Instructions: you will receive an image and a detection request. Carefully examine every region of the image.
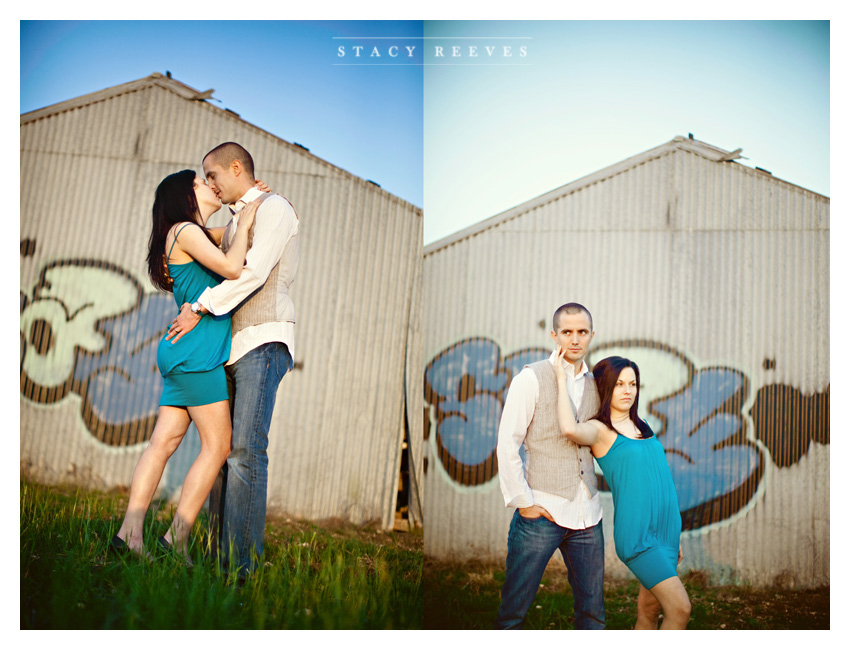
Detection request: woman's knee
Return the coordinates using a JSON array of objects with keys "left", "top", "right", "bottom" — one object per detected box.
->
[
  {"left": 205, "top": 436, "right": 231, "bottom": 464},
  {"left": 148, "top": 433, "right": 180, "bottom": 458},
  {"left": 651, "top": 578, "right": 690, "bottom": 623},
  {"left": 680, "top": 595, "right": 692, "bottom": 619},
  {"left": 666, "top": 594, "right": 691, "bottom": 621}
]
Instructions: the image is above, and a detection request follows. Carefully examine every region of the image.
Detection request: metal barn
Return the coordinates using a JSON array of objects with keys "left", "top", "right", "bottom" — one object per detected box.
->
[
  {"left": 20, "top": 72, "right": 423, "bottom": 530},
  {"left": 423, "top": 136, "right": 828, "bottom": 587}
]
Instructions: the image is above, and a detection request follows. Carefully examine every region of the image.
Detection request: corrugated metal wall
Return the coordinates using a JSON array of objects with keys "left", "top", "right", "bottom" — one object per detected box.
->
[
  {"left": 423, "top": 138, "right": 829, "bottom": 587},
  {"left": 20, "top": 74, "right": 423, "bottom": 529}
]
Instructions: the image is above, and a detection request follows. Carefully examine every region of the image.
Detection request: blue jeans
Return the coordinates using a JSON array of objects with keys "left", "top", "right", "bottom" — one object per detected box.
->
[
  {"left": 495, "top": 511, "right": 605, "bottom": 629},
  {"left": 208, "top": 342, "right": 291, "bottom": 573}
]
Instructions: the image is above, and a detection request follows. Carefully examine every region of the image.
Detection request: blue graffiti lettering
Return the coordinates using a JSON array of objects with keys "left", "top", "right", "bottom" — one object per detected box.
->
[
  {"left": 73, "top": 292, "right": 173, "bottom": 425},
  {"left": 425, "top": 339, "right": 547, "bottom": 484},
  {"left": 426, "top": 339, "right": 509, "bottom": 470},
  {"left": 651, "top": 368, "right": 760, "bottom": 512},
  {"left": 21, "top": 260, "right": 178, "bottom": 445}
]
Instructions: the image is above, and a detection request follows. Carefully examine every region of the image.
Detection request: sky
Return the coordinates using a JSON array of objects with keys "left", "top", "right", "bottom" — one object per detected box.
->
[
  {"left": 20, "top": 20, "right": 424, "bottom": 209},
  {"left": 423, "top": 20, "right": 830, "bottom": 244},
  {"left": 17, "top": 19, "right": 831, "bottom": 245}
]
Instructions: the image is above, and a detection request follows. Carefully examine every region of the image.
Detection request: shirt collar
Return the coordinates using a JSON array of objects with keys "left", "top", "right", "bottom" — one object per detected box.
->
[
  {"left": 230, "top": 186, "right": 263, "bottom": 214},
  {"left": 548, "top": 349, "right": 590, "bottom": 378}
]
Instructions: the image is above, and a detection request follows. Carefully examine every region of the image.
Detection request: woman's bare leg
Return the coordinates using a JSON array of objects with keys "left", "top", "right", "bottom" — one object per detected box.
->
[
  {"left": 116, "top": 406, "right": 191, "bottom": 554},
  {"left": 635, "top": 584, "right": 663, "bottom": 629},
  {"left": 649, "top": 576, "right": 691, "bottom": 629},
  {"left": 163, "top": 400, "right": 232, "bottom": 553}
]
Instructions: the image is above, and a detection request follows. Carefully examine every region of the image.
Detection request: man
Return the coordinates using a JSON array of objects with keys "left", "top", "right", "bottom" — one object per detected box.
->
[
  {"left": 167, "top": 142, "right": 299, "bottom": 575},
  {"left": 494, "top": 302, "right": 605, "bottom": 629}
]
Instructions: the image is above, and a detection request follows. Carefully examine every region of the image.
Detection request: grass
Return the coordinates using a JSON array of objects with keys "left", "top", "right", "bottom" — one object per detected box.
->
[
  {"left": 424, "top": 559, "right": 830, "bottom": 629},
  {"left": 20, "top": 480, "right": 423, "bottom": 629}
]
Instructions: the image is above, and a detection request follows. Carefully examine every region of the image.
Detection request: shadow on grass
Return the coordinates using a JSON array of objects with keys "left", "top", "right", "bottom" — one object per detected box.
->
[{"left": 424, "top": 558, "right": 829, "bottom": 630}]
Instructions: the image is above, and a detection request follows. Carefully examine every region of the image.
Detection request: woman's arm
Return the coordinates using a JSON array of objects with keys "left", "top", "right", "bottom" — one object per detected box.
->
[
  {"left": 556, "top": 380, "right": 603, "bottom": 445},
  {"left": 174, "top": 200, "right": 260, "bottom": 279},
  {"left": 553, "top": 346, "right": 603, "bottom": 445},
  {"left": 207, "top": 227, "right": 226, "bottom": 246}
]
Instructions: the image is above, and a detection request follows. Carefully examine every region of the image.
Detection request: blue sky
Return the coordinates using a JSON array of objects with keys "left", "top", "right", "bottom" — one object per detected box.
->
[
  {"left": 16, "top": 18, "right": 833, "bottom": 245},
  {"left": 423, "top": 20, "right": 830, "bottom": 244},
  {"left": 20, "top": 20, "right": 424, "bottom": 208}
]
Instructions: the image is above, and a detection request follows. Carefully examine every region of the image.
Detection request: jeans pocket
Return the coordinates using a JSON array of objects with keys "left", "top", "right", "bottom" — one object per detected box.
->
[{"left": 275, "top": 343, "right": 292, "bottom": 380}]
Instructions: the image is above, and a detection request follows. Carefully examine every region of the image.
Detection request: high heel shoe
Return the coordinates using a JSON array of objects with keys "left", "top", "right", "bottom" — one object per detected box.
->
[
  {"left": 157, "top": 535, "right": 194, "bottom": 568},
  {"left": 109, "top": 534, "right": 129, "bottom": 554},
  {"left": 110, "top": 534, "right": 153, "bottom": 561}
]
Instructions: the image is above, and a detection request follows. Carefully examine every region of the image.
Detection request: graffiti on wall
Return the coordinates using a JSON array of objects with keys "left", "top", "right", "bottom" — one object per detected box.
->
[
  {"left": 424, "top": 337, "right": 829, "bottom": 530},
  {"left": 21, "top": 259, "right": 174, "bottom": 446}
]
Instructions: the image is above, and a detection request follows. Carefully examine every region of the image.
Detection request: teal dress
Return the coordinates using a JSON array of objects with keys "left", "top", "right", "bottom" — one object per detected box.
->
[
  {"left": 156, "top": 226, "right": 232, "bottom": 407},
  {"left": 595, "top": 427, "right": 682, "bottom": 590}
]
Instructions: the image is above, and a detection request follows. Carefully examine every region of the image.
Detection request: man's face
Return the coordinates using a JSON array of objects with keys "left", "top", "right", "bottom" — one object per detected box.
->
[
  {"left": 550, "top": 311, "right": 594, "bottom": 367},
  {"left": 203, "top": 156, "right": 240, "bottom": 205}
]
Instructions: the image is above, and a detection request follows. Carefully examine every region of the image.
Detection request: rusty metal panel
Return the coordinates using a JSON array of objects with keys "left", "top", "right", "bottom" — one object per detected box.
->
[
  {"left": 423, "top": 137, "right": 828, "bottom": 586},
  {"left": 20, "top": 74, "right": 422, "bottom": 530}
]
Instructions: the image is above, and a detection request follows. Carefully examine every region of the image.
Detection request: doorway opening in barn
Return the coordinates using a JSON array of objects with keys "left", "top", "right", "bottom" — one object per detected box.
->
[{"left": 394, "top": 419, "right": 411, "bottom": 531}]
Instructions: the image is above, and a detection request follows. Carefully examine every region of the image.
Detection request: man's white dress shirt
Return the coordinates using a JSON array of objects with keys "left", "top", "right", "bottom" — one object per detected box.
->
[
  {"left": 197, "top": 186, "right": 299, "bottom": 365},
  {"left": 496, "top": 350, "right": 603, "bottom": 529}
]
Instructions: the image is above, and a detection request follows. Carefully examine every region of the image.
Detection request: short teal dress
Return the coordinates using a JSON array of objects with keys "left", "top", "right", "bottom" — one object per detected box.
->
[
  {"left": 595, "top": 427, "right": 682, "bottom": 590},
  {"left": 156, "top": 225, "right": 232, "bottom": 407}
]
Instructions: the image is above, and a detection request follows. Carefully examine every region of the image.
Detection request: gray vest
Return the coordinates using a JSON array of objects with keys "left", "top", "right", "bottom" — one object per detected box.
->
[
  {"left": 524, "top": 360, "right": 600, "bottom": 500},
  {"left": 221, "top": 193, "right": 298, "bottom": 335}
]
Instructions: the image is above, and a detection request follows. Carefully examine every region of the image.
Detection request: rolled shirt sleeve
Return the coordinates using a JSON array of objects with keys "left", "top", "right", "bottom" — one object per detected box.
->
[{"left": 496, "top": 367, "right": 538, "bottom": 509}]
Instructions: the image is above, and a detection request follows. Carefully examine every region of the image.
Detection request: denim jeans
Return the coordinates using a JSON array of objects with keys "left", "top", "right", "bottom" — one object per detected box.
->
[
  {"left": 208, "top": 342, "right": 291, "bottom": 574},
  {"left": 495, "top": 510, "right": 605, "bottom": 629}
]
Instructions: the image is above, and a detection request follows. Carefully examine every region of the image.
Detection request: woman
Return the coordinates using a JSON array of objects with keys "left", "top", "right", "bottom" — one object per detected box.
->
[
  {"left": 111, "top": 169, "right": 261, "bottom": 561},
  {"left": 553, "top": 351, "right": 691, "bottom": 630}
]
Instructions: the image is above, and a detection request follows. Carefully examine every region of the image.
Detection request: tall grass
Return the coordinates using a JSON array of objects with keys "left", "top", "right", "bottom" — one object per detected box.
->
[{"left": 20, "top": 480, "right": 423, "bottom": 629}]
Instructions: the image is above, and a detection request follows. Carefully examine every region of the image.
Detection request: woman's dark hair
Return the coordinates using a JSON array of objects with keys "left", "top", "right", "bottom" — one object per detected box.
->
[
  {"left": 591, "top": 356, "right": 652, "bottom": 438},
  {"left": 147, "top": 169, "right": 216, "bottom": 292}
]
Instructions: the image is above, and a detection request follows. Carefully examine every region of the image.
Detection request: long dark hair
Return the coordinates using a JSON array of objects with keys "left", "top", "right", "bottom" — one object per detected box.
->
[
  {"left": 146, "top": 169, "right": 216, "bottom": 292},
  {"left": 591, "top": 356, "right": 652, "bottom": 438}
]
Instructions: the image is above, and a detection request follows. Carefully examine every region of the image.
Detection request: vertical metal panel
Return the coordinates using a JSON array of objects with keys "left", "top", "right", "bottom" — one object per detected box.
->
[
  {"left": 423, "top": 138, "right": 828, "bottom": 586},
  {"left": 20, "top": 75, "right": 422, "bottom": 529}
]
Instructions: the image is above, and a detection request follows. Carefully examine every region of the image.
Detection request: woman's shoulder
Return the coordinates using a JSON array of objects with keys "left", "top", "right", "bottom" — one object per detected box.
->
[
  {"left": 166, "top": 222, "right": 203, "bottom": 262},
  {"left": 168, "top": 221, "right": 202, "bottom": 238},
  {"left": 588, "top": 417, "right": 617, "bottom": 442},
  {"left": 590, "top": 421, "right": 619, "bottom": 459},
  {"left": 166, "top": 221, "right": 205, "bottom": 247}
]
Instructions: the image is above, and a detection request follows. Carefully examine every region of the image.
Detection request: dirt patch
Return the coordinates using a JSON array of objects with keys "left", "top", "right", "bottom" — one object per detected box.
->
[{"left": 265, "top": 512, "right": 423, "bottom": 553}]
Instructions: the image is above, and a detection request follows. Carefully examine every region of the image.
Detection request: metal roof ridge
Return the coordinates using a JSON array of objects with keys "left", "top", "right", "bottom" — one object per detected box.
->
[
  {"left": 423, "top": 136, "right": 824, "bottom": 255},
  {"left": 424, "top": 136, "right": 685, "bottom": 254},
  {"left": 20, "top": 73, "right": 175, "bottom": 123},
  {"left": 20, "top": 72, "right": 421, "bottom": 213}
]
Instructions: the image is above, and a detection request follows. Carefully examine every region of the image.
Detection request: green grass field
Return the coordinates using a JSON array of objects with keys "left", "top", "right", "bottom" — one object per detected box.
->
[
  {"left": 20, "top": 480, "right": 423, "bottom": 629},
  {"left": 19, "top": 479, "right": 830, "bottom": 630}
]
